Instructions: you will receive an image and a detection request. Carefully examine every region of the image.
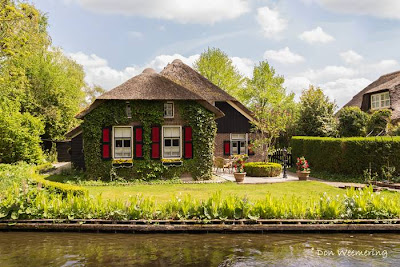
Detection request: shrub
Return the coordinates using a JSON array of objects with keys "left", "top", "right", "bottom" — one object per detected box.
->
[
  {"left": 291, "top": 136, "right": 400, "bottom": 181},
  {"left": 0, "top": 162, "right": 33, "bottom": 193},
  {"left": 30, "top": 175, "right": 87, "bottom": 196},
  {"left": 367, "top": 109, "right": 392, "bottom": 135},
  {"left": 244, "top": 162, "right": 282, "bottom": 177},
  {"left": 338, "top": 106, "right": 369, "bottom": 137}
]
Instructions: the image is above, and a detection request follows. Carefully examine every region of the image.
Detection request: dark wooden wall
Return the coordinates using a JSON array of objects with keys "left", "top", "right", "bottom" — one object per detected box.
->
[
  {"left": 56, "top": 142, "right": 71, "bottom": 162},
  {"left": 71, "top": 133, "right": 85, "bottom": 170},
  {"left": 215, "top": 102, "right": 251, "bottom": 133}
]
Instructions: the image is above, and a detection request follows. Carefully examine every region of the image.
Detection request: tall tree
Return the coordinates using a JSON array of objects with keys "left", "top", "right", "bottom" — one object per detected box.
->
[
  {"left": 338, "top": 106, "right": 369, "bottom": 137},
  {"left": 247, "top": 61, "right": 298, "bottom": 160},
  {"left": 193, "top": 47, "right": 245, "bottom": 100},
  {"left": 83, "top": 85, "right": 106, "bottom": 106},
  {"left": 298, "top": 85, "right": 338, "bottom": 137}
]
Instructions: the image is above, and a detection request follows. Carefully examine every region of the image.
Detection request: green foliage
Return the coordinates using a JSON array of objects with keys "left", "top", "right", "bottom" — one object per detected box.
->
[
  {"left": 244, "top": 162, "right": 282, "bottom": 177},
  {"left": 0, "top": 100, "right": 44, "bottom": 163},
  {"left": 388, "top": 122, "right": 400, "bottom": 136},
  {"left": 291, "top": 136, "right": 400, "bottom": 181},
  {"left": 193, "top": 47, "right": 245, "bottom": 101},
  {"left": 82, "top": 100, "right": 216, "bottom": 180},
  {"left": 367, "top": 109, "right": 392, "bottom": 135},
  {"left": 0, "top": 162, "right": 33, "bottom": 193},
  {"left": 297, "top": 85, "right": 338, "bottom": 137},
  {"left": 246, "top": 61, "right": 298, "bottom": 159},
  {"left": 338, "top": 106, "right": 369, "bottom": 137},
  {"left": 1, "top": 185, "right": 400, "bottom": 220},
  {"left": 22, "top": 48, "right": 86, "bottom": 140},
  {"left": 30, "top": 175, "right": 87, "bottom": 196},
  {"left": 83, "top": 85, "right": 106, "bottom": 105}
]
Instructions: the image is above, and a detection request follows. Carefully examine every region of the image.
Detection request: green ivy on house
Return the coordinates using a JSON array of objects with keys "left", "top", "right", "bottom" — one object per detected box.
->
[{"left": 81, "top": 100, "right": 216, "bottom": 181}]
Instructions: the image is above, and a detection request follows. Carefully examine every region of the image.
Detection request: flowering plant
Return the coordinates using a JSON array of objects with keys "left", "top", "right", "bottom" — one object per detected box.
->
[
  {"left": 233, "top": 154, "right": 249, "bottom": 173},
  {"left": 296, "top": 156, "right": 310, "bottom": 172}
]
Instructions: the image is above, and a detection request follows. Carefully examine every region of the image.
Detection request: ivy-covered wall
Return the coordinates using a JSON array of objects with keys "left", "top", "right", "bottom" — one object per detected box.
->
[{"left": 82, "top": 100, "right": 217, "bottom": 180}]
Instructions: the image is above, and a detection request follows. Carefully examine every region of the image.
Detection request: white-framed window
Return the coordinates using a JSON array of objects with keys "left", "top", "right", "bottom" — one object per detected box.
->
[
  {"left": 113, "top": 126, "right": 132, "bottom": 159},
  {"left": 371, "top": 92, "right": 390, "bottom": 110},
  {"left": 231, "top": 133, "right": 248, "bottom": 155},
  {"left": 162, "top": 126, "right": 181, "bottom": 158},
  {"left": 164, "top": 102, "right": 174, "bottom": 118}
]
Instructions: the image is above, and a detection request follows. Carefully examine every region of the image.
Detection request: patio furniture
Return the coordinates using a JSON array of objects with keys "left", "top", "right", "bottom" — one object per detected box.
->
[{"left": 223, "top": 158, "right": 234, "bottom": 173}]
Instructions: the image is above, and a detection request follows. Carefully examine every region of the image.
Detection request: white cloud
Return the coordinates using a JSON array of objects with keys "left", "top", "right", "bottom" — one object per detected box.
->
[
  {"left": 305, "top": 0, "right": 400, "bottom": 20},
  {"left": 299, "top": 27, "right": 334, "bottom": 44},
  {"left": 340, "top": 50, "right": 363, "bottom": 64},
  {"left": 128, "top": 31, "right": 144, "bottom": 40},
  {"left": 321, "top": 78, "right": 371, "bottom": 107},
  {"left": 264, "top": 47, "right": 304, "bottom": 64},
  {"left": 73, "top": 0, "right": 250, "bottom": 24},
  {"left": 302, "top": 65, "right": 357, "bottom": 82},
  {"left": 230, "top": 57, "right": 254, "bottom": 77},
  {"left": 68, "top": 52, "right": 142, "bottom": 89},
  {"left": 147, "top": 54, "right": 200, "bottom": 71},
  {"left": 67, "top": 52, "right": 253, "bottom": 89},
  {"left": 256, "top": 6, "right": 288, "bottom": 38},
  {"left": 284, "top": 76, "right": 312, "bottom": 99}
]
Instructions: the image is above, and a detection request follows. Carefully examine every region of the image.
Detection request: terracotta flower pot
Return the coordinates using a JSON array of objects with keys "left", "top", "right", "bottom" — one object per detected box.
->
[
  {"left": 234, "top": 172, "right": 246, "bottom": 183},
  {"left": 297, "top": 171, "right": 310, "bottom": 181}
]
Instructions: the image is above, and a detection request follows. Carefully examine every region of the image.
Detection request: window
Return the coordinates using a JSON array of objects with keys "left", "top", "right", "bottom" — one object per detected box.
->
[
  {"left": 231, "top": 134, "right": 247, "bottom": 155},
  {"left": 163, "top": 126, "right": 181, "bottom": 158},
  {"left": 164, "top": 102, "right": 174, "bottom": 118},
  {"left": 371, "top": 92, "right": 390, "bottom": 110},
  {"left": 113, "top": 127, "right": 132, "bottom": 158}
]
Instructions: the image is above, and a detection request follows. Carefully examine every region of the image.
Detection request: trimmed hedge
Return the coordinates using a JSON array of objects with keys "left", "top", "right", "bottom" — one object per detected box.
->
[
  {"left": 244, "top": 162, "right": 282, "bottom": 177},
  {"left": 291, "top": 136, "right": 400, "bottom": 177},
  {"left": 30, "top": 175, "right": 87, "bottom": 196}
]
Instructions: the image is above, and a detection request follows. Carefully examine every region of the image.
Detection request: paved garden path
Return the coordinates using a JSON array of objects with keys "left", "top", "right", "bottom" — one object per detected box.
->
[{"left": 217, "top": 171, "right": 367, "bottom": 188}]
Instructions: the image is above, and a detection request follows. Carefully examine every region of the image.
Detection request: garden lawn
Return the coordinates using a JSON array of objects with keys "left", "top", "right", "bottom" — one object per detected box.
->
[{"left": 85, "top": 181, "right": 344, "bottom": 203}]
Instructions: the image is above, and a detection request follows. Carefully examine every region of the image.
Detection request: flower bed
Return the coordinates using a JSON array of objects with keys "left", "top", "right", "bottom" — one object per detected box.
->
[{"left": 244, "top": 162, "right": 282, "bottom": 177}]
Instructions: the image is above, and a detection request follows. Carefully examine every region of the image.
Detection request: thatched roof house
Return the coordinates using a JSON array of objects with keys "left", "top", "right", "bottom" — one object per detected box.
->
[
  {"left": 343, "top": 70, "right": 400, "bottom": 122},
  {"left": 66, "top": 59, "right": 257, "bottom": 178}
]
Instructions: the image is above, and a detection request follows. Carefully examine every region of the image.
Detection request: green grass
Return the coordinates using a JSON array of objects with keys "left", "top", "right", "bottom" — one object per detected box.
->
[{"left": 84, "top": 181, "right": 344, "bottom": 203}]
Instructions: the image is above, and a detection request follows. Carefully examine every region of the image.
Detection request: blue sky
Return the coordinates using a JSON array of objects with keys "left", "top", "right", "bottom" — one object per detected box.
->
[{"left": 34, "top": 0, "right": 400, "bottom": 107}]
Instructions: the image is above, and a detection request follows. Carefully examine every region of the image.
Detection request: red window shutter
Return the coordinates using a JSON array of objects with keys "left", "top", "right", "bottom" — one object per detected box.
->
[
  {"left": 183, "top": 126, "right": 193, "bottom": 159},
  {"left": 223, "top": 140, "right": 230, "bottom": 156},
  {"left": 102, "top": 128, "right": 110, "bottom": 142},
  {"left": 101, "top": 127, "right": 112, "bottom": 160},
  {"left": 151, "top": 126, "right": 161, "bottom": 159},
  {"left": 135, "top": 127, "right": 143, "bottom": 142},
  {"left": 134, "top": 126, "right": 144, "bottom": 159}
]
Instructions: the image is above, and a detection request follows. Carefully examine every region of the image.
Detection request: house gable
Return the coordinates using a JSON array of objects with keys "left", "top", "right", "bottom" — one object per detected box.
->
[{"left": 215, "top": 101, "right": 252, "bottom": 133}]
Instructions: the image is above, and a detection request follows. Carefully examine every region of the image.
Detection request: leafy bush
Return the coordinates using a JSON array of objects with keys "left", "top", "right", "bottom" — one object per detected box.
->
[
  {"left": 291, "top": 136, "right": 400, "bottom": 181},
  {"left": 338, "top": 106, "right": 369, "bottom": 137},
  {"left": 0, "top": 163, "right": 34, "bottom": 193},
  {"left": 30, "top": 175, "right": 87, "bottom": 196},
  {"left": 367, "top": 109, "right": 392, "bottom": 135},
  {"left": 244, "top": 162, "right": 282, "bottom": 177},
  {"left": 0, "top": 101, "right": 44, "bottom": 164},
  {"left": 1, "top": 186, "right": 399, "bottom": 220}
]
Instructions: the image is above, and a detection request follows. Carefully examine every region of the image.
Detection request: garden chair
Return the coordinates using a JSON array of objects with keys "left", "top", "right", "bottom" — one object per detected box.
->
[{"left": 223, "top": 158, "right": 234, "bottom": 173}]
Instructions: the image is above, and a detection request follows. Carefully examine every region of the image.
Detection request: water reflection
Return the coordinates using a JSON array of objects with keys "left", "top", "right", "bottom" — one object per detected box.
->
[{"left": 0, "top": 232, "right": 399, "bottom": 266}]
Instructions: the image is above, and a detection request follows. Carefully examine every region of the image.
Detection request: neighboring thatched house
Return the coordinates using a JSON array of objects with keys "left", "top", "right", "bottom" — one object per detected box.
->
[
  {"left": 66, "top": 60, "right": 256, "bottom": 179},
  {"left": 343, "top": 70, "right": 400, "bottom": 122}
]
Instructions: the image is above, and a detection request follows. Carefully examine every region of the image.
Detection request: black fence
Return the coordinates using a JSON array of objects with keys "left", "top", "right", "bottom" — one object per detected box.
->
[{"left": 268, "top": 149, "right": 293, "bottom": 167}]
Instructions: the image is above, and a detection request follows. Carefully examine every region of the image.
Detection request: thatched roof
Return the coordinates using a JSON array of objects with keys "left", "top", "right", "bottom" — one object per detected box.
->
[
  {"left": 76, "top": 69, "right": 224, "bottom": 119},
  {"left": 161, "top": 59, "right": 253, "bottom": 119},
  {"left": 343, "top": 70, "right": 400, "bottom": 121}
]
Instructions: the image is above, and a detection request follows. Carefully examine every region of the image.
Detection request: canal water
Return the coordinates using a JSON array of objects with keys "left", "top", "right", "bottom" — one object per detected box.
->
[{"left": 0, "top": 232, "right": 399, "bottom": 266}]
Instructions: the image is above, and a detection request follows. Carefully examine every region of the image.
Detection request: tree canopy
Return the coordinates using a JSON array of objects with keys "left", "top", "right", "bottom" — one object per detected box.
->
[
  {"left": 0, "top": 0, "right": 90, "bottom": 163},
  {"left": 193, "top": 47, "right": 245, "bottom": 101},
  {"left": 297, "top": 85, "right": 338, "bottom": 137}
]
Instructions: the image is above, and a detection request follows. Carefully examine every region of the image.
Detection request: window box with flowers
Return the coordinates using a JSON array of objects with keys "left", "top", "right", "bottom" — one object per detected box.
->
[
  {"left": 112, "top": 159, "right": 133, "bottom": 168},
  {"left": 296, "top": 156, "right": 310, "bottom": 181},
  {"left": 233, "top": 154, "right": 248, "bottom": 183},
  {"left": 161, "top": 158, "right": 183, "bottom": 167}
]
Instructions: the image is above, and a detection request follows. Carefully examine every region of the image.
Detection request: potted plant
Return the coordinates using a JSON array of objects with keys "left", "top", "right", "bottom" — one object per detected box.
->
[
  {"left": 296, "top": 156, "right": 310, "bottom": 181},
  {"left": 233, "top": 154, "right": 248, "bottom": 183}
]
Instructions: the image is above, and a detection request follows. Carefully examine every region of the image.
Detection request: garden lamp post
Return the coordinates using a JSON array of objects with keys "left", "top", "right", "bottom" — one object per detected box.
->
[{"left": 283, "top": 148, "right": 288, "bottom": 179}]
